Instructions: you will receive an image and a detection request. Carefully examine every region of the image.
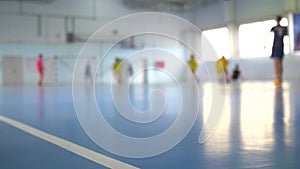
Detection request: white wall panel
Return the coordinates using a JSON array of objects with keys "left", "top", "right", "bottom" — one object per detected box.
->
[
  {"left": 75, "top": 19, "right": 105, "bottom": 37},
  {"left": 0, "top": 15, "right": 38, "bottom": 42},
  {"left": 0, "top": 1, "right": 19, "bottom": 13},
  {"left": 41, "top": 17, "right": 65, "bottom": 43},
  {"left": 2, "top": 56, "right": 23, "bottom": 86}
]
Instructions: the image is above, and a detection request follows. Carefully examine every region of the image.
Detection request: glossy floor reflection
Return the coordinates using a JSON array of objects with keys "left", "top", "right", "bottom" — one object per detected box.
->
[{"left": 1, "top": 82, "right": 300, "bottom": 169}]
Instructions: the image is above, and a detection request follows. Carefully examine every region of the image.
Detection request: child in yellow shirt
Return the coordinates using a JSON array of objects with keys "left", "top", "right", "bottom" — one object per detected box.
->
[{"left": 188, "top": 54, "right": 198, "bottom": 81}]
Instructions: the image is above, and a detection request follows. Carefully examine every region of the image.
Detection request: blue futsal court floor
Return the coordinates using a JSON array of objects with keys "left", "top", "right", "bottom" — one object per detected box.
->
[{"left": 1, "top": 81, "right": 300, "bottom": 169}]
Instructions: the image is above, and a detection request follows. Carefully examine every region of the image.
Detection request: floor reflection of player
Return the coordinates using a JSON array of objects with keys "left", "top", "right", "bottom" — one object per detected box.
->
[
  {"left": 229, "top": 83, "right": 242, "bottom": 168},
  {"left": 273, "top": 88, "right": 286, "bottom": 167},
  {"left": 274, "top": 88, "right": 284, "bottom": 124},
  {"left": 38, "top": 87, "right": 44, "bottom": 119}
]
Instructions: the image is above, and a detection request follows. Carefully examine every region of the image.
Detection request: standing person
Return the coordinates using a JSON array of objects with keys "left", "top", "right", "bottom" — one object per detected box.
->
[
  {"left": 270, "top": 15, "right": 288, "bottom": 86},
  {"left": 188, "top": 54, "right": 198, "bottom": 81},
  {"left": 113, "top": 58, "right": 122, "bottom": 84},
  {"left": 85, "top": 61, "right": 92, "bottom": 85},
  {"left": 36, "top": 54, "right": 44, "bottom": 86},
  {"left": 128, "top": 63, "right": 133, "bottom": 77},
  {"left": 231, "top": 64, "right": 242, "bottom": 81},
  {"left": 216, "top": 56, "right": 229, "bottom": 82},
  {"left": 127, "top": 62, "right": 134, "bottom": 83}
]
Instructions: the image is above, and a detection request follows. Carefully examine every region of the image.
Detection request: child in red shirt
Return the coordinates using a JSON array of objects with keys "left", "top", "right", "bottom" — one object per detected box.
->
[{"left": 36, "top": 54, "right": 44, "bottom": 86}]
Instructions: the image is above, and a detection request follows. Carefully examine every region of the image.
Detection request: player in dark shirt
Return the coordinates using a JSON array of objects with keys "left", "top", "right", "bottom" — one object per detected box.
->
[
  {"left": 270, "top": 16, "right": 288, "bottom": 86},
  {"left": 231, "top": 64, "right": 241, "bottom": 81}
]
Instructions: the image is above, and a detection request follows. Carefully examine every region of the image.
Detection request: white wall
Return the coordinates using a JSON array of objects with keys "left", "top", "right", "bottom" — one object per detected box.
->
[
  {"left": 0, "top": 43, "right": 86, "bottom": 85},
  {"left": 0, "top": 0, "right": 134, "bottom": 43},
  {"left": 0, "top": 15, "right": 39, "bottom": 43},
  {"left": 1, "top": 0, "right": 299, "bottom": 43},
  {"left": 0, "top": 0, "right": 188, "bottom": 86}
]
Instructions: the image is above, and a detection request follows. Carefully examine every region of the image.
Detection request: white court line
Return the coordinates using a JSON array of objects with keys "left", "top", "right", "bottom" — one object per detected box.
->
[{"left": 0, "top": 115, "right": 140, "bottom": 169}]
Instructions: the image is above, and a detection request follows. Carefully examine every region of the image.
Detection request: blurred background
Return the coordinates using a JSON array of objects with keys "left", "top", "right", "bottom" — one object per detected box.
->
[{"left": 0, "top": 0, "right": 300, "bottom": 86}]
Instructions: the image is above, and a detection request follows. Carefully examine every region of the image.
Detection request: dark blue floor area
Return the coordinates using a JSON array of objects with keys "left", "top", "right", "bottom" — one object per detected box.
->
[
  {"left": 0, "top": 122, "right": 108, "bottom": 169},
  {"left": 1, "top": 82, "right": 300, "bottom": 169}
]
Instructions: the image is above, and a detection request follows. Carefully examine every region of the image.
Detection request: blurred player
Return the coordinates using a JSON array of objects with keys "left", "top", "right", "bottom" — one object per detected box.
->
[
  {"left": 36, "top": 54, "right": 44, "bottom": 86},
  {"left": 231, "top": 64, "right": 242, "bottom": 81},
  {"left": 85, "top": 61, "right": 92, "bottom": 85},
  {"left": 216, "top": 56, "right": 229, "bottom": 82},
  {"left": 113, "top": 58, "right": 122, "bottom": 84},
  {"left": 188, "top": 54, "right": 198, "bottom": 81},
  {"left": 270, "top": 16, "right": 288, "bottom": 86}
]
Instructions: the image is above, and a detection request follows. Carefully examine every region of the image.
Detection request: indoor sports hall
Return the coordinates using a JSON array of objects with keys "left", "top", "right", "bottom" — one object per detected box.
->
[{"left": 1, "top": 0, "right": 300, "bottom": 169}]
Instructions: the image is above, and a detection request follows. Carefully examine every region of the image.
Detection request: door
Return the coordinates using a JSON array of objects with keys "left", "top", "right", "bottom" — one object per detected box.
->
[{"left": 2, "top": 56, "right": 23, "bottom": 86}]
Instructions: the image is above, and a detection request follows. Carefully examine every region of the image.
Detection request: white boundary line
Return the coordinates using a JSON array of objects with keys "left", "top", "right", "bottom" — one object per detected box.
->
[{"left": 0, "top": 115, "right": 140, "bottom": 169}]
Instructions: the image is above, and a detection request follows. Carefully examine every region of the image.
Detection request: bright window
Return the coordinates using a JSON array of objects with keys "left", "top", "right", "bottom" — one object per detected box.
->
[
  {"left": 203, "top": 27, "right": 230, "bottom": 58},
  {"left": 239, "top": 18, "right": 289, "bottom": 58}
]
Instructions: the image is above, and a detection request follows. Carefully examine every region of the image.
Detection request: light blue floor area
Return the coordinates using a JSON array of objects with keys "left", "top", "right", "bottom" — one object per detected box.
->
[{"left": 1, "top": 81, "right": 300, "bottom": 169}]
